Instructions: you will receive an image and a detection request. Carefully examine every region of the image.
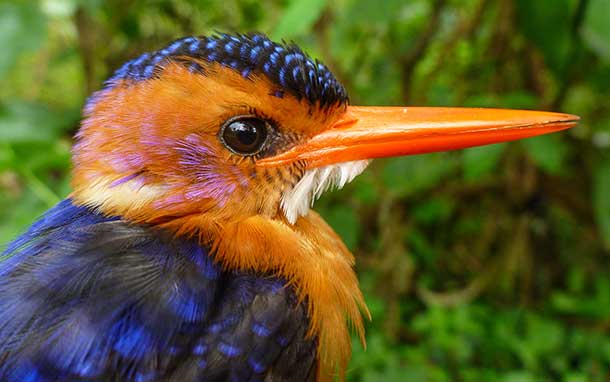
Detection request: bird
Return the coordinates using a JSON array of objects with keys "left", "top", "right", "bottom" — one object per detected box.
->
[{"left": 0, "top": 32, "right": 578, "bottom": 382}]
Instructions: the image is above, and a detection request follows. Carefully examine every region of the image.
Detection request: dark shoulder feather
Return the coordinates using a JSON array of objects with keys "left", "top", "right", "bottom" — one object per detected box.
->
[
  {"left": 0, "top": 199, "right": 221, "bottom": 381},
  {"left": 0, "top": 199, "right": 317, "bottom": 382}
]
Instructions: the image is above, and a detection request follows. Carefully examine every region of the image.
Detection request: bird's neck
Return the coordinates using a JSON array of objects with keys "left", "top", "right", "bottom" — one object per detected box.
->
[
  {"left": 72, "top": 187, "right": 369, "bottom": 380},
  {"left": 163, "top": 210, "right": 369, "bottom": 381}
]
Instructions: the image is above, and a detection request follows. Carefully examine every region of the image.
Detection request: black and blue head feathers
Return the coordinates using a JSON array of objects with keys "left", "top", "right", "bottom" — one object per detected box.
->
[{"left": 107, "top": 33, "right": 348, "bottom": 108}]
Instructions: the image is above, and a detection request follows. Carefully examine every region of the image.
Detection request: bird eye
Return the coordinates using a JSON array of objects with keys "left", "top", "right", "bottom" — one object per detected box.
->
[{"left": 220, "top": 116, "right": 269, "bottom": 156}]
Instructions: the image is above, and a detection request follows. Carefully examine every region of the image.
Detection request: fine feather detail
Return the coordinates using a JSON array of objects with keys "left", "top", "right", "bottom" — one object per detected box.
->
[
  {"left": 280, "top": 160, "right": 370, "bottom": 224},
  {"left": 0, "top": 199, "right": 318, "bottom": 381}
]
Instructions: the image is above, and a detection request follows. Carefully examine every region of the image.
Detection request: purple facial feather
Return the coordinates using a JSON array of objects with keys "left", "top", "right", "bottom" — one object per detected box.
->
[
  {"left": 110, "top": 172, "right": 142, "bottom": 188},
  {"left": 174, "top": 136, "right": 243, "bottom": 205},
  {"left": 106, "top": 156, "right": 133, "bottom": 173},
  {"left": 154, "top": 193, "right": 187, "bottom": 209}
]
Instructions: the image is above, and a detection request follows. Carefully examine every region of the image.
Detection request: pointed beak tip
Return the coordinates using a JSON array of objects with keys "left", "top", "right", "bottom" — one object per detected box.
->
[{"left": 258, "top": 107, "right": 580, "bottom": 168}]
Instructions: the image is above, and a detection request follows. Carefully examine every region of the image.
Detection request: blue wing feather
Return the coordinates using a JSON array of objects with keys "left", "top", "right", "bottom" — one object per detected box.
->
[{"left": 0, "top": 199, "right": 317, "bottom": 382}]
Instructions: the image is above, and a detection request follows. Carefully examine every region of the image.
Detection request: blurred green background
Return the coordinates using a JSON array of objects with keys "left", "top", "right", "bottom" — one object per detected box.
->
[{"left": 1, "top": 0, "right": 609, "bottom": 381}]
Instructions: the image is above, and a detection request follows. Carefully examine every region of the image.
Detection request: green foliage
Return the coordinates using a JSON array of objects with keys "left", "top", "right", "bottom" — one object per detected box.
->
[
  {"left": 522, "top": 134, "right": 569, "bottom": 175},
  {"left": 271, "top": 0, "right": 327, "bottom": 39},
  {"left": 1, "top": 0, "right": 610, "bottom": 381},
  {"left": 583, "top": 0, "right": 610, "bottom": 61},
  {"left": 463, "top": 143, "right": 506, "bottom": 181},
  {"left": 594, "top": 157, "right": 610, "bottom": 250},
  {"left": 0, "top": 2, "right": 46, "bottom": 76}
]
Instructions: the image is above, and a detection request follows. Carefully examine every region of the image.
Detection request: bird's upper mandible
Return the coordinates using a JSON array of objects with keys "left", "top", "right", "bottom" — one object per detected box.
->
[
  {"left": 71, "top": 33, "right": 359, "bottom": 227},
  {"left": 0, "top": 29, "right": 580, "bottom": 382},
  {"left": 69, "top": 34, "right": 371, "bottom": 380}
]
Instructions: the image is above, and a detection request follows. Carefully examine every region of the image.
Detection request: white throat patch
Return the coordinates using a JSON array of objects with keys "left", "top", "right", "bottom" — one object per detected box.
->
[{"left": 280, "top": 160, "right": 370, "bottom": 224}]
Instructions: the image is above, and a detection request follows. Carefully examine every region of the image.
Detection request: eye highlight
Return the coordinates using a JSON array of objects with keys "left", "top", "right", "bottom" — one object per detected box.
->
[{"left": 219, "top": 116, "right": 270, "bottom": 156}]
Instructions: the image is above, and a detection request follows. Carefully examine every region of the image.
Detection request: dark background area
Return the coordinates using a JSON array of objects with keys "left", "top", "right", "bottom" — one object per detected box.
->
[{"left": 1, "top": 0, "right": 609, "bottom": 381}]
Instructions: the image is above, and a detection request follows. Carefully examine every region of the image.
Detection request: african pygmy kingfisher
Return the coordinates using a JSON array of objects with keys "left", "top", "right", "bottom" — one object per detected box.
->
[{"left": 0, "top": 33, "right": 578, "bottom": 382}]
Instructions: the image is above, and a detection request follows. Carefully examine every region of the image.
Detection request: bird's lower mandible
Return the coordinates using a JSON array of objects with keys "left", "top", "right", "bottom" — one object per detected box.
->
[{"left": 0, "top": 32, "right": 578, "bottom": 382}]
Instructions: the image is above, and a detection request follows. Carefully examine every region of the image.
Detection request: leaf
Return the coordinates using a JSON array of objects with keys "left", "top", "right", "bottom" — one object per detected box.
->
[
  {"left": 350, "top": 171, "right": 379, "bottom": 205},
  {"left": 463, "top": 143, "right": 507, "bottom": 181},
  {"left": 0, "top": 102, "right": 69, "bottom": 143},
  {"left": 593, "top": 157, "right": 610, "bottom": 250},
  {"left": 271, "top": 0, "right": 327, "bottom": 39},
  {"left": 319, "top": 204, "right": 360, "bottom": 250},
  {"left": 0, "top": 2, "right": 46, "bottom": 76},
  {"left": 499, "top": 370, "right": 538, "bottom": 382},
  {"left": 464, "top": 92, "right": 538, "bottom": 110},
  {"left": 562, "top": 373, "right": 587, "bottom": 382},
  {"left": 381, "top": 153, "right": 457, "bottom": 197},
  {"left": 411, "top": 197, "right": 454, "bottom": 224},
  {"left": 522, "top": 134, "right": 569, "bottom": 175},
  {"left": 343, "top": 0, "right": 415, "bottom": 26},
  {"left": 581, "top": 0, "right": 610, "bottom": 62}
]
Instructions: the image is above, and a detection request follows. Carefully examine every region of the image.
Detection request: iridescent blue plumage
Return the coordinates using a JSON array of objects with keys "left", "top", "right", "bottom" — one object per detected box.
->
[
  {"left": 105, "top": 33, "right": 348, "bottom": 108},
  {"left": 0, "top": 200, "right": 316, "bottom": 381}
]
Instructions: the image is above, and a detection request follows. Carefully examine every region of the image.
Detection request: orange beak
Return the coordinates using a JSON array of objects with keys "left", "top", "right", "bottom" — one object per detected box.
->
[{"left": 258, "top": 106, "right": 579, "bottom": 168}]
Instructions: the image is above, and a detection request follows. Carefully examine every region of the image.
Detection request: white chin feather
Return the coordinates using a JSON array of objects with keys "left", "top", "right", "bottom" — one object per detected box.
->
[{"left": 280, "top": 160, "right": 370, "bottom": 224}]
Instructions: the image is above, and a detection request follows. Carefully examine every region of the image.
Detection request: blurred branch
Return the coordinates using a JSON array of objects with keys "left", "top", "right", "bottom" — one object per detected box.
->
[
  {"left": 376, "top": 192, "right": 415, "bottom": 338},
  {"left": 487, "top": 0, "right": 517, "bottom": 94},
  {"left": 75, "top": 1, "right": 139, "bottom": 96},
  {"left": 416, "top": 206, "right": 499, "bottom": 307},
  {"left": 417, "top": 272, "right": 489, "bottom": 307},
  {"left": 399, "top": 0, "right": 447, "bottom": 104}
]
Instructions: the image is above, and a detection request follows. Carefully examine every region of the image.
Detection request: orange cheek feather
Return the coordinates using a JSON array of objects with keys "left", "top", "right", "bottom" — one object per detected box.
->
[
  {"left": 72, "top": 62, "right": 344, "bottom": 219},
  {"left": 71, "top": 61, "right": 365, "bottom": 381}
]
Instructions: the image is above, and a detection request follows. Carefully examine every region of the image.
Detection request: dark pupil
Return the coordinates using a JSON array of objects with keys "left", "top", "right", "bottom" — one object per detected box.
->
[{"left": 223, "top": 118, "right": 268, "bottom": 155}]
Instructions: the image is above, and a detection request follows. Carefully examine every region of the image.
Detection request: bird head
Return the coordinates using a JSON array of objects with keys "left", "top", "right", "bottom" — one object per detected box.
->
[
  {"left": 72, "top": 33, "right": 577, "bottom": 229},
  {"left": 70, "top": 33, "right": 578, "bottom": 379},
  {"left": 72, "top": 34, "right": 353, "bottom": 228}
]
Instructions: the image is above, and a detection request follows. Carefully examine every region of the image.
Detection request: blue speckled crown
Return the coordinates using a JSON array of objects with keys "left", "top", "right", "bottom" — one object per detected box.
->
[{"left": 107, "top": 33, "right": 348, "bottom": 108}]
